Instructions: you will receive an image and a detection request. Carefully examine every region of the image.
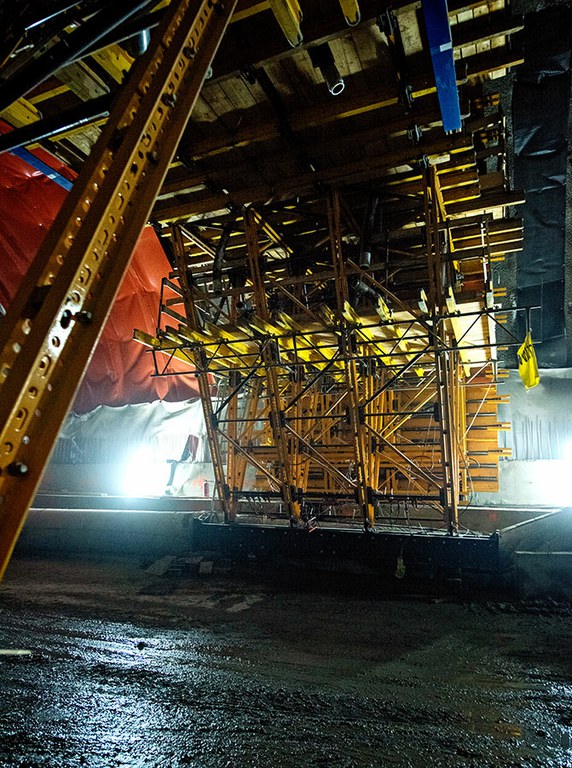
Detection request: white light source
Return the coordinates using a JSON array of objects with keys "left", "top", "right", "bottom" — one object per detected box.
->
[
  {"left": 563, "top": 442, "right": 572, "bottom": 464},
  {"left": 532, "top": 445, "right": 572, "bottom": 506},
  {"left": 123, "top": 445, "right": 170, "bottom": 497}
]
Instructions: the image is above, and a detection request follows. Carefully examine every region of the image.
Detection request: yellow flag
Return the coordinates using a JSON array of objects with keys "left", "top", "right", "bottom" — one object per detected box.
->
[{"left": 517, "top": 331, "right": 540, "bottom": 389}]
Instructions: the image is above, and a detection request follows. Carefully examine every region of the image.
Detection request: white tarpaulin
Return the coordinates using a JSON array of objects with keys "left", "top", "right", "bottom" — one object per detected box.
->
[{"left": 56, "top": 399, "right": 208, "bottom": 464}]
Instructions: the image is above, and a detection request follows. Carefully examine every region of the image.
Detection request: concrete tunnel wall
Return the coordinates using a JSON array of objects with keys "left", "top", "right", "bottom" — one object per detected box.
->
[
  {"left": 500, "top": 508, "right": 572, "bottom": 600},
  {"left": 16, "top": 508, "right": 195, "bottom": 559}
]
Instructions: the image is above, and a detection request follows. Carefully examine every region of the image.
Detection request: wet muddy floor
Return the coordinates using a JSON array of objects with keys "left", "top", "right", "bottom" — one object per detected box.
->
[{"left": 0, "top": 556, "right": 571, "bottom": 767}]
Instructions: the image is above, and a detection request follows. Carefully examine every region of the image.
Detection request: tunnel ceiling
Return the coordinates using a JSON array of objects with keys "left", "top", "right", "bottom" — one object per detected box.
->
[{"left": 0, "top": 0, "right": 569, "bottom": 378}]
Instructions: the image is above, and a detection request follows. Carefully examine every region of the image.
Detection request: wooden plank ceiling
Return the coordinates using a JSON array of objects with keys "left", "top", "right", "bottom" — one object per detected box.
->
[{"left": 0, "top": 0, "right": 524, "bottom": 300}]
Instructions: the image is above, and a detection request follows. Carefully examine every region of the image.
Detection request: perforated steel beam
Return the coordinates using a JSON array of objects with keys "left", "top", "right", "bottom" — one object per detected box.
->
[{"left": 0, "top": 0, "right": 237, "bottom": 581}]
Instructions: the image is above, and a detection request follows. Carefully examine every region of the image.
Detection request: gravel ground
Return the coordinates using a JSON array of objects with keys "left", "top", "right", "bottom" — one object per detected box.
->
[{"left": 0, "top": 556, "right": 571, "bottom": 768}]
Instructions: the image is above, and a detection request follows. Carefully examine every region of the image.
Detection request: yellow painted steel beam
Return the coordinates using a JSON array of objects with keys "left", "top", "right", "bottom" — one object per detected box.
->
[
  {"left": 424, "top": 167, "right": 461, "bottom": 529},
  {"left": 328, "top": 190, "right": 375, "bottom": 529},
  {"left": 363, "top": 422, "right": 441, "bottom": 492},
  {"left": 225, "top": 369, "right": 240, "bottom": 505},
  {"left": 92, "top": 44, "right": 135, "bottom": 84},
  {"left": 0, "top": 97, "right": 42, "bottom": 128},
  {"left": 227, "top": 378, "right": 264, "bottom": 516},
  {"left": 224, "top": 292, "right": 261, "bottom": 515},
  {"left": 222, "top": 431, "right": 282, "bottom": 491},
  {"left": 28, "top": 85, "right": 69, "bottom": 104},
  {"left": 0, "top": 0, "right": 237, "bottom": 582},
  {"left": 379, "top": 375, "right": 437, "bottom": 439},
  {"left": 284, "top": 424, "right": 356, "bottom": 491},
  {"left": 171, "top": 226, "right": 233, "bottom": 521},
  {"left": 339, "top": 0, "right": 360, "bottom": 25},
  {"left": 445, "top": 288, "right": 474, "bottom": 375},
  {"left": 231, "top": 1, "right": 270, "bottom": 23},
  {"left": 267, "top": 0, "right": 303, "bottom": 47},
  {"left": 245, "top": 207, "right": 301, "bottom": 520},
  {"left": 134, "top": 327, "right": 199, "bottom": 367}
]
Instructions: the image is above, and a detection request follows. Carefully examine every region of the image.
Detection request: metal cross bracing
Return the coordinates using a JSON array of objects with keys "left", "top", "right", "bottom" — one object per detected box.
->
[
  {"left": 0, "top": 0, "right": 238, "bottom": 581},
  {"left": 136, "top": 181, "right": 512, "bottom": 533}
]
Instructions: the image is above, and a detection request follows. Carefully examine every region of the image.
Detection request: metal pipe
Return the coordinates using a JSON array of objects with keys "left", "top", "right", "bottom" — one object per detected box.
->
[
  {"left": 25, "top": 2, "right": 84, "bottom": 31},
  {"left": 80, "top": 9, "right": 164, "bottom": 58},
  {"left": 0, "top": 94, "right": 112, "bottom": 155},
  {"left": 0, "top": 0, "right": 157, "bottom": 114},
  {"left": 359, "top": 195, "right": 379, "bottom": 269},
  {"left": 309, "top": 43, "right": 345, "bottom": 96}
]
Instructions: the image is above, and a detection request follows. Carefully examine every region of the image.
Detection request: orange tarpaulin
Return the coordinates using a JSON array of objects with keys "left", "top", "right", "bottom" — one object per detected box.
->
[{"left": 0, "top": 150, "right": 198, "bottom": 412}]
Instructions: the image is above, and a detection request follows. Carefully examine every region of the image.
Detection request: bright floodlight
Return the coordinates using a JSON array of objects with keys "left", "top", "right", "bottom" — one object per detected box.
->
[{"left": 123, "top": 446, "right": 170, "bottom": 497}]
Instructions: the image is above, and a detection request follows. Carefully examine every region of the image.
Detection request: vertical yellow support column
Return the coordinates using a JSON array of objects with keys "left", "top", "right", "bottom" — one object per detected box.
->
[
  {"left": 170, "top": 226, "right": 232, "bottom": 522},
  {"left": 225, "top": 368, "right": 240, "bottom": 515},
  {"left": 227, "top": 378, "right": 263, "bottom": 517},
  {"left": 244, "top": 208, "right": 301, "bottom": 522},
  {"left": 328, "top": 191, "right": 375, "bottom": 529},
  {"left": 424, "top": 167, "right": 460, "bottom": 532}
]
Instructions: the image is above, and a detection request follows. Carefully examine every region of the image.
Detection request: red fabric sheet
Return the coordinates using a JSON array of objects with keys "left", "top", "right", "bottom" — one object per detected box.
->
[{"left": 0, "top": 151, "right": 198, "bottom": 412}]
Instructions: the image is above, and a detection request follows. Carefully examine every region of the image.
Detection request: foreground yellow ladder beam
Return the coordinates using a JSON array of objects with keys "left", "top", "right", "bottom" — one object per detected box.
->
[{"left": 0, "top": 0, "right": 237, "bottom": 582}]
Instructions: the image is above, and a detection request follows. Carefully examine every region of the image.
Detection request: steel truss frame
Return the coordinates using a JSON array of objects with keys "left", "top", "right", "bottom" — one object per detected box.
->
[{"left": 137, "top": 180, "right": 511, "bottom": 533}]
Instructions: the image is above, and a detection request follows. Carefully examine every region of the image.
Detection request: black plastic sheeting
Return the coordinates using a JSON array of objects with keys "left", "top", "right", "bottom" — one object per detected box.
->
[{"left": 512, "top": 7, "right": 572, "bottom": 367}]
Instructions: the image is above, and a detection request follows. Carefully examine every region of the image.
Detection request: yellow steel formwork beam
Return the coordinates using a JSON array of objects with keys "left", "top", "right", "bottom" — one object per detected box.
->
[
  {"left": 267, "top": 0, "right": 303, "bottom": 47},
  {"left": 339, "top": 0, "right": 360, "bottom": 25},
  {"left": 245, "top": 207, "right": 301, "bottom": 520},
  {"left": 425, "top": 167, "right": 462, "bottom": 531},
  {"left": 227, "top": 378, "right": 264, "bottom": 517},
  {"left": 0, "top": 0, "right": 237, "bottom": 581},
  {"left": 328, "top": 190, "right": 376, "bottom": 528},
  {"left": 224, "top": 292, "right": 241, "bottom": 517}
]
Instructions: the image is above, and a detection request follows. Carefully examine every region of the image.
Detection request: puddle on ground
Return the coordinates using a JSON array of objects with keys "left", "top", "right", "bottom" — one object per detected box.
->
[{"left": 1, "top": 565, "right": 572, "bottom": 768}]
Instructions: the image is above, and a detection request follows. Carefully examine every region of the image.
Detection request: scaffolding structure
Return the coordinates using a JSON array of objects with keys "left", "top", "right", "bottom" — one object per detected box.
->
[
  {"left": 0, "top": 0, "right": 526, "bottom": 583},
  {"left": 137, "top": 172, "right": 512, "bottom": 533}
]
